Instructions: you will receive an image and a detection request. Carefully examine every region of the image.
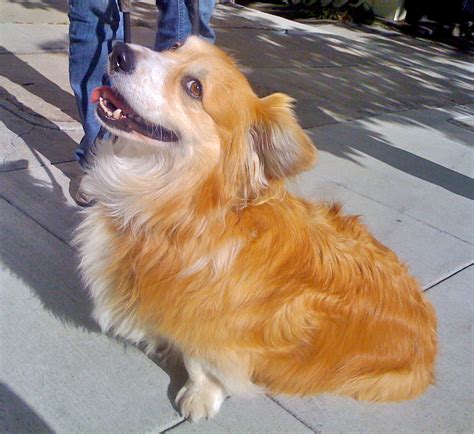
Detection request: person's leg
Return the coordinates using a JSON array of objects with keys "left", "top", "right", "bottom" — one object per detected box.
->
[
  {"left": 154, "top": 0, "right": 216, "bottom": 52},
  {"left": 68, "top": 0, "right": 123, "bottom": 166}
]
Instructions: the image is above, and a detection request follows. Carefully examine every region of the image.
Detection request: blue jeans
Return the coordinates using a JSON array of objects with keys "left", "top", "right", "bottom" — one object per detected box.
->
[
  {"left": 154, "top": 0, "right": 216, "bottom": 51},
  {"left": 68, "top": 0, "right": 215, "bottom": 165}
]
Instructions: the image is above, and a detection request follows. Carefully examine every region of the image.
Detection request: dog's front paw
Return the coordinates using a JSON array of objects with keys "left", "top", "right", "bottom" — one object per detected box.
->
[{"left": 175, "top": 381, "right": 225, "bottom": 422}]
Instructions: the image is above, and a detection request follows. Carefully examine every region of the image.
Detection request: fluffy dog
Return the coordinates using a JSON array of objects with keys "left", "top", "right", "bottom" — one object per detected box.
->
[{"left": 75, "top": 37, "right": 437, "bottom": 421}]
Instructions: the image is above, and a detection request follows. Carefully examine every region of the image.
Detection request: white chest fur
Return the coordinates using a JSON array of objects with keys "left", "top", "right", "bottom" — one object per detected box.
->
[{"left": 74, "top": 208, "right": 157, "bottom": 351}]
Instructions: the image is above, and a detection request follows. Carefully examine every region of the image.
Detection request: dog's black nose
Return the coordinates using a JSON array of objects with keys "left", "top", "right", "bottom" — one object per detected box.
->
[{"left": 110, "top": 42, "right": 135, "bottom": 74}]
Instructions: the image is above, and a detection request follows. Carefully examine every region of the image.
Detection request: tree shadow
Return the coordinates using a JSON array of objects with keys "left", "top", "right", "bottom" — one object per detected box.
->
[
  {"left": 0, "top": 47, "right": 79, "bottom": 123},
  {"left": 211, "top": 6, "right": 474, "bottom": 198},
  {"left": 7, "top": 0, "right": 68, "bottom": 14},
  {"left": 310, "top": 122, "right": 474, "bottom": 200},
  {"left": 0, "top": 87, "right": 79, "bottom": 172},
  {"left": 214, "top": 14, "right": 472, "bottom": 116}
]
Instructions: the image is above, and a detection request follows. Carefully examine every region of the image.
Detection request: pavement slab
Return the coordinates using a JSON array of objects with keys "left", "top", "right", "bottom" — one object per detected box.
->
[
  {"left": 242, "top": 63, "right": 473, "bottom": 129},
  {"left": 0, "top": 52, "right": 81, "bottom": 171},
  {"left": 0, "top": 93, "right": 80, "bottom": 171},
  {"left": 0, "top": 24, "right": 69, "bottom": 54},
  {"left": 212, "top": 4, "right": 359, "bottom": 34},
  {"left": 0, "top": 162, "right": 81, "bottom": 244},
  {"left": 289, "top": 175, "right": 473, "bottom": 289},
  {"left": 215, "top": 8, "right": 473, "bottom": 130},
  {"left": 0, "top": 199, "right": 183, "bottom": 433},
  {"left": 1, "top": 0, "right": 69, "bottom": 25},
  {"left": 0, "top": 52, "right": 77, "bottom": 112},
  {"left": 216, "top": 28, "right": 363, "bottom": 69},
  {"left": 167, "top": 396, "right": 312, "bottom": 433},
  {"left": 298, "top": 105, "right": 474, "bottom": 245},
  {"left": 272, "top": 266, "right": 474, "bottom": 432}
]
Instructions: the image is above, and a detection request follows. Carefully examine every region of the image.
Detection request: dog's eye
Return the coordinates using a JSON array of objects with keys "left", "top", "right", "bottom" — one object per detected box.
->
[{"left": 184, "top": 78, "right": 203, "bottom": 100}]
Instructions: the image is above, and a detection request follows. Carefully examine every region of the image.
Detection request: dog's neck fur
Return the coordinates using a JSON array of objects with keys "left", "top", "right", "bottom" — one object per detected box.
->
[{"left": 83, "top": 134, "right": 282, "bottom": 238}]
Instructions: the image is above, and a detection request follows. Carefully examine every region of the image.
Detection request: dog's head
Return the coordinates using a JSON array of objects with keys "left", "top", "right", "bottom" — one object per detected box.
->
[{"left": 93, "top": 37, "right": 317, "bottom": 202}]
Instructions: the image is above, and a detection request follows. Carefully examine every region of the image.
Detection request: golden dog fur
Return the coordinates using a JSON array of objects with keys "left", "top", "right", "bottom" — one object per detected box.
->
[{"left": 75, "top": 37, "right": 437, "bottom": 419}]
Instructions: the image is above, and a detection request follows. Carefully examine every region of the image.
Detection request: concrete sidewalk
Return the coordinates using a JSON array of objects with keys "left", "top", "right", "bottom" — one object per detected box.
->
[{"left": 1, "top": 1, "right": 473, "bottom": 432}]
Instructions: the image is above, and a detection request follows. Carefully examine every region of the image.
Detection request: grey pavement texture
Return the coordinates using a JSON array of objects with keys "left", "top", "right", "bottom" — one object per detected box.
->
[{"left": 1, "top": 0, "right": 473, "bottom": 432}]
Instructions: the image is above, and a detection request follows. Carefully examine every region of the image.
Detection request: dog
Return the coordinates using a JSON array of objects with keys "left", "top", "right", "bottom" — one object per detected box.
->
[{"left": 74, "top": 37, "right": 437, "bottom": 422}]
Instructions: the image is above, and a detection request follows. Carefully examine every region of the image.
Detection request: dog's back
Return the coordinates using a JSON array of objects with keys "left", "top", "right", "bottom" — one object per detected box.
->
[{"left": 238, "top": 199, "right": 437, "bottom": 401}]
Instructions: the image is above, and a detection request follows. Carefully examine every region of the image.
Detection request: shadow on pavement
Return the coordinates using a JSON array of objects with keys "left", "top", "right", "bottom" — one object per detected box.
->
[
  {"left": 213, "top": 12, "right": 473, "bottom": 198},
  {"left": 0, "top": 49, "right": 96, "bottom": 330},
  {"left": 7, "top": 0, "right": 68, "bottom": 14},
  {"left": 0, "top": 87, "right": 79, "bottom": 171},
  {"left": 311, "top": 122, "right": 474, "bottom": 200},
  {"left": 0, "top": 47, "right": 78, "bottom": 122},
  {"left": 0, "top": 383, "right": 54, "bottom": 434},
  {"left": 0, "top": 180, "right": 98, "bottom": 332},
  {"left": 148, "top": 350, "right": 188, "bottom": 409}
]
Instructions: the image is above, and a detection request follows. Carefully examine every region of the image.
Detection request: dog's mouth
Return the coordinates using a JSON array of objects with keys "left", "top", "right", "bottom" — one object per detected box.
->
[{"left": 92, "top": 86, "right": 179, "bottom": 142}]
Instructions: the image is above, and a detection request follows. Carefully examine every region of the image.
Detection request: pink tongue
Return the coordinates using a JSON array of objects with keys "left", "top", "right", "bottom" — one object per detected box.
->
[
  {"left": 91, "top": 86, "right": 132, "bottom": 114},
  {"left": 91, "top": 86, "right": 109, "bottom": 104}
]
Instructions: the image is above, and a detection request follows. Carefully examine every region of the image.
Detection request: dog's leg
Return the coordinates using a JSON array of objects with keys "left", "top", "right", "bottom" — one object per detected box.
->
[{"left": 175, "top": 355, "right": 227, "bottom": 422}]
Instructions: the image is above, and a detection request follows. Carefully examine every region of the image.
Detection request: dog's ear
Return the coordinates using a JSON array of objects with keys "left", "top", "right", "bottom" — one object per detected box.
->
[{"left": 251, "top": 93, "right": 317, "bottom": 180}]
